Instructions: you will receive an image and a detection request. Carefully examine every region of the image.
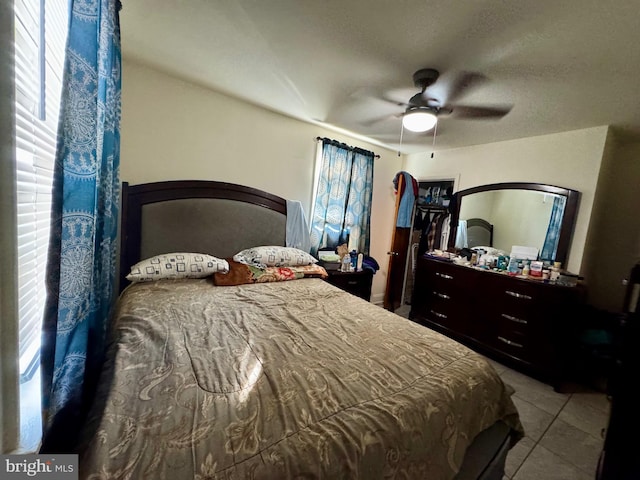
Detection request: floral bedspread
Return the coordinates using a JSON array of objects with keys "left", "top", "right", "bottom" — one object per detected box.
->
[
  {"left": 80, "top": 278, "right": 522, "bottom": 480},
  {"left": 213, "top": 260, "right": 327, "bottom": 286}
]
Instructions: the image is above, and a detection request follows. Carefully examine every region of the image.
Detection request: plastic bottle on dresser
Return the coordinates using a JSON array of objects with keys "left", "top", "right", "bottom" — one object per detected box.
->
[
  {"left": 341, "top": 254, "right": 351, "bottom": 272},
  {"left": 507, "top": 257, "right": 519, "bottom": 276},
  {"left": 350, "top": 250, "right": 358, "bottom": 270},
  {"left": 550, "top": 262, "right": 561, "bottom": 282}
]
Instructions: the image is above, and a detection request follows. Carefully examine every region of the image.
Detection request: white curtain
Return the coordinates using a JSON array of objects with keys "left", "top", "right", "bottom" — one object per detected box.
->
[{"left": 455, "top": 219, "right": 468, "bottom": 249}]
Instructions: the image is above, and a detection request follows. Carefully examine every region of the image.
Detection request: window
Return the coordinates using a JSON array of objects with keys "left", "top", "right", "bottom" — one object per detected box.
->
[
  {"left": 309, "top": 138, "right": 375, "bottom": 257},
  {"left": 13, "top": 0, "right": 68, "bottom": 450}
]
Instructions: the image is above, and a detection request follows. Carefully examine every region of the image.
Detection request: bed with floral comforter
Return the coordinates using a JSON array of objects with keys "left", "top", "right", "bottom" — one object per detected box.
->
[{"left": 79, "top": 277, "right": 522, "bottom": 480}]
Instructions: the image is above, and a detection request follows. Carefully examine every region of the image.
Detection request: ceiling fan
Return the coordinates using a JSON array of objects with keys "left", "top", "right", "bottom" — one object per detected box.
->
[{"left": 393, "top": 68, "right": 513, "bottom": 133}]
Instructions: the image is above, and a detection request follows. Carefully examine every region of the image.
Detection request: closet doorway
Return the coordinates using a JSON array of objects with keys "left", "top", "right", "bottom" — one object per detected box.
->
[{"left": 398, "top": 178, "right": 456, "bottom": 315}]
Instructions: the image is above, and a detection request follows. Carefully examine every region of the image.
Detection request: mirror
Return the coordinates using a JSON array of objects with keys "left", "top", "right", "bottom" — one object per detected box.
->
[{"left": 449, "top": 182, "right": 580, "bottom": 266}]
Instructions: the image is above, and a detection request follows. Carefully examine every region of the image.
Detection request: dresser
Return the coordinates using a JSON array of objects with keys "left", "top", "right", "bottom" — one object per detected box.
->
[
  {"left": 410, "top": 255, "right": 584, "bottom": 388},
  {"left": 325, "top": 270, "right": 373, "bottom": 301}
]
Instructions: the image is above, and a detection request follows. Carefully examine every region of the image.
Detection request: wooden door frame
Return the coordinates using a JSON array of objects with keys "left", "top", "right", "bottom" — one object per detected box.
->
[
  {"left": 384, "top": 174, "right": 460, "bottom": 311},
  {"left": 384, "top": 174, "right": 410, "bottom": 311}
]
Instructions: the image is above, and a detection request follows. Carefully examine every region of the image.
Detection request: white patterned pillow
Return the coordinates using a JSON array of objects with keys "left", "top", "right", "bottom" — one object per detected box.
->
[
  {"left": 126, "top": 253, "right": 229, "bottom": 283},
  {"left": 233, "top": 246, "right": 317, "bottom": 268}
]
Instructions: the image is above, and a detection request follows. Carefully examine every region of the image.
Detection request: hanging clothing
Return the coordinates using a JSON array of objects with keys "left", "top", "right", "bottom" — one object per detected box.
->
[
  {"left": 413, "top": 208, "right": 425, "bottom": 231},
  {"left": 440, "top": 216, "right": 452, "bottom": 251},
  {"left": 418, "top": 211, "right": 449, "bottom": 254},
  {"left": 427, "top": 212, "right": 449, "bottom": 251},
  {"left": 393, "top": 171, "right": 418, "bottom": 228}
]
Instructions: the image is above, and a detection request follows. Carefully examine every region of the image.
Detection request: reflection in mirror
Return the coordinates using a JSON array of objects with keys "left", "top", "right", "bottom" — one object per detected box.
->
[
  {"left": 464, "top": 218, "right": 494, "bottom": 248},
  {"left": 458, "top": 190, "right": 566, "bottom": 260},
  {"left": 450, "top": 183, "right": 580, "bottom": 266}
]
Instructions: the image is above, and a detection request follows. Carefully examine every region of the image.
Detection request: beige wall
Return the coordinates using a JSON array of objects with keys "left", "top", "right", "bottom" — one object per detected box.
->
[
  {"left": 121, "top": 60, "right": 403, "bottom": 303},
  {"left": 123, "top": 61, "right": 640, "bottom": 311},
  {"left": 403, "top": 126, "right": 609, "bottom": 274},
  {"left": 582, "top": 130, "right": 640, "bottom": 311}
]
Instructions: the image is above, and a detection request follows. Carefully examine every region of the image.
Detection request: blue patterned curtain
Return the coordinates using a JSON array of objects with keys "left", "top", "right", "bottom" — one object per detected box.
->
[
  {"left": 540, "top": 195, "right": 566, "bottom": 261},
  {"left": 310, "top": 140, "right": 374, "bottom": 256},
  {"left": 41, "top": 0, "right": 122, "bottom": 452}
]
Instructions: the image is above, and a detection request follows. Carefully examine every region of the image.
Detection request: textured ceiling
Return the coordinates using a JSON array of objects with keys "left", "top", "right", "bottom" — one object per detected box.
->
[{"left": 121, "top": 0, "right": 640, "bottom": 154}]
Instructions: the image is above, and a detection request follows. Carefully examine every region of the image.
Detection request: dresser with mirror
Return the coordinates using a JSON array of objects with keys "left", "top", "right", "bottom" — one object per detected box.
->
[{"left": 410, "top": 182, "right": 583, "bottom": 389}]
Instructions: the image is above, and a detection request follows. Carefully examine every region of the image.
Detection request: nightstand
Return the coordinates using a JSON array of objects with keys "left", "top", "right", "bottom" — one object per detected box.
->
[{"left": 325, "top": 270, "right": 373, "bottom": 301}]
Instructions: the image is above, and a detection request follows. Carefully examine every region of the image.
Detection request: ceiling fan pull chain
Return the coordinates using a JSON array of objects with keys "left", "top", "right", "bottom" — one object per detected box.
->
[
  {"left": 430, "top": 121, "right": 438, "bottom": 158},
  {"left": 398, "top": 123, "right": 404, "bottom": 157}
]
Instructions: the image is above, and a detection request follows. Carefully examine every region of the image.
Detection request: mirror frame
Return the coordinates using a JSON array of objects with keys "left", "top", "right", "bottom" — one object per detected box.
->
[{"left": 449, "top": 182, "right": 581, "bottom": 266}]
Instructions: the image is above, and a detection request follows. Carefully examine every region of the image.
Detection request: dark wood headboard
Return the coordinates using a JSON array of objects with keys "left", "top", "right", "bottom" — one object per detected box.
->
[
  {"left": 119, "top": 180, "right": 288, "bottom": 291},
  {"left": 466, "top": 217, "right": 494, "bottom": 248}
]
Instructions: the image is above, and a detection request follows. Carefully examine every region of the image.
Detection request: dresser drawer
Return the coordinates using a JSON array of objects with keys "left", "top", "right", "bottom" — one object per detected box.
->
[
  {"left": 487, "top": 329, "right": 553, "bottom": 366},
  {"left": 421, "top": 259, "right": 477, "bottom": 287},
  {"left": 495, "top": 311, "right": 534, "bottom": 336},
  {"left": 423, "top": 293, "right": 469, "bottom": 332},
  {"left": 482, "top": 275, "right": 563, "bottom": 324},
  {"left": 482, "top": 305, "right": 542, "bottom": 338},
  {"left": 486, "top": 331, "right": 533, "bottom": 362},
  {"left": 415, "top": 258, "right": 477, "bottom": 298},
  {"left": 481, "top": 310, "right": 553, "bottom": 364},
  {"left": 412, "top": 259, "right": 476, "bottom": 324}
]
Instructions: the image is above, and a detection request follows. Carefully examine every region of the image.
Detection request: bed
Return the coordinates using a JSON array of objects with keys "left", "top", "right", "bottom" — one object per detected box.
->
[{"left": 78, "top": 180, "right": 523, "bottom": 480}]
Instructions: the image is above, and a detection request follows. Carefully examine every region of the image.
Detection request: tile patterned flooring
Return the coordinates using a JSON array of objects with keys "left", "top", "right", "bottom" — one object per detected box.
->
[{"left": 491, "top": 358, "right": 608, "bottom": 480}]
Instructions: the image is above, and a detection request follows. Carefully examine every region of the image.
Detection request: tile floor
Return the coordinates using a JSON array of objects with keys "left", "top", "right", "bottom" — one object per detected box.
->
[
  {"left": 489, "top": 358, "right": 608, "bottom": 480},
  {"left": 394, "top": 304, "right": 609, "bottom": 480}
]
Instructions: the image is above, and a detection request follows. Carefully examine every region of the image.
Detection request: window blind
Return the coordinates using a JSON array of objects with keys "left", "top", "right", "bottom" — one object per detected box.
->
[{"left": 14, "top": 0, "right": 67, "bottom": 381}]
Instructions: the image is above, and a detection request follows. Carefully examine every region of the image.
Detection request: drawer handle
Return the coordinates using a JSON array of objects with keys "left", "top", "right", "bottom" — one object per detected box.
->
[
  {"left": 430, "top": 310, "right": 448, "bottom": 319},
  {"left": 433, "top": 291, "right": 451, "bottom": 300},
  {"left": 501, "top": 313, "right": 528, "bottom": 324},
  {"left": 436, "top": 272, "right": 453, "bottom": 280},
  {"left": 347, "top": 280, "right": 358, "bottom": 285},
  {"left": 497, "top": 336, "right": 524, "bottom": 348},
  {"left": 505, "top": 290, "right": 532, "bottom": 300}
]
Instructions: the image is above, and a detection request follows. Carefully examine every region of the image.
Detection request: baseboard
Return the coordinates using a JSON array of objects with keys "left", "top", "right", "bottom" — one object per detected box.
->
[{"left": 371, "top": 293, "right": 384, "bottom": 306}]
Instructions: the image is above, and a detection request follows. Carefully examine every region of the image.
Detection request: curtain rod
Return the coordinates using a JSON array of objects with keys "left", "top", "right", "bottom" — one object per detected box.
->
[{"left": 315, "top": 136, "right": 380, "bottom": 158}]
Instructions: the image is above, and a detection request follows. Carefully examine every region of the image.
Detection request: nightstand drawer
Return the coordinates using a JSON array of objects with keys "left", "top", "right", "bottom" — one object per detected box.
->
[{"left": 325, "top": 271, "right": 373, "bottom": 301}]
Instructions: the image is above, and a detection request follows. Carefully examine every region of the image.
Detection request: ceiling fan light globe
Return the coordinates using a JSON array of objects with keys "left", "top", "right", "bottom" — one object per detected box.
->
[{"left": 402, "top": 111, "right": 437, "bottom": 132}]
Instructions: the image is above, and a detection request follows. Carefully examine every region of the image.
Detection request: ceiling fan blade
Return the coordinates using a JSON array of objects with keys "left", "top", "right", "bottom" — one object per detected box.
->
[
  {"left": 349, "top": 86, "right": 409, "bottom": 109},
  {"left": 381, "top": 94, "right": 411, "bottom": 109},
  {"left": 360, "top": 111, "right": 403, "bottom": 127},
  {"left": 446, "top": 104, "right": 513, "bottom": 119},
  {"left": 444, "top": 72, "right": 488, "bottom": 104},
  {"left": 408, "top": 92, "right": 441, "bottom": 108}
]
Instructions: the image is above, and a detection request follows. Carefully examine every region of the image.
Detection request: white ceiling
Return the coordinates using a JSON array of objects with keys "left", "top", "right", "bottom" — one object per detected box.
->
[{"left": 121, "top": 0, "right": 640, "bottom": 154}]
